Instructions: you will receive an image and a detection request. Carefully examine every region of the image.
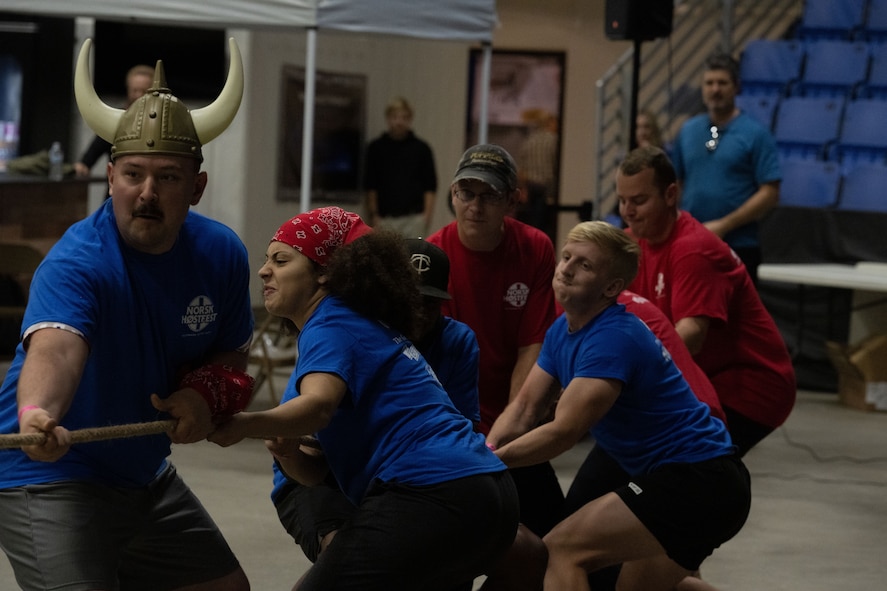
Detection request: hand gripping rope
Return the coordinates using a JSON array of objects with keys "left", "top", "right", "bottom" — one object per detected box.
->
[{"left": 0, "top": 419, "right": 177, "bottom": 449}]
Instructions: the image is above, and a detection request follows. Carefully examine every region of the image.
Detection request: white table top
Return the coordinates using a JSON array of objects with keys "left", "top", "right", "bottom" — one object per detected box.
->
[{"left": 759, "top": 262, "right": 887, "bottom": 292}]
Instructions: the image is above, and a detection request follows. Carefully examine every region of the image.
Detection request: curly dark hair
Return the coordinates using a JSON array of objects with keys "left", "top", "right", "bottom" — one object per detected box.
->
[{"left": 325, "top": 229, "right": 423, "bottom": 341}]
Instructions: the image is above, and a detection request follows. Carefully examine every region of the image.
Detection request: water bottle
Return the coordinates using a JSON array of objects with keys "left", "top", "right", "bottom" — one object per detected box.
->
[{"left": 48, "top": 141, "right": 64, "bottom": 181}]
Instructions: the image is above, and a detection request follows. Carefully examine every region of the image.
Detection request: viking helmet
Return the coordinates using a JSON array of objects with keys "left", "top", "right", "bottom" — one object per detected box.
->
[{"left": 74, "top": 37, "right": 243, "bottom": 163}]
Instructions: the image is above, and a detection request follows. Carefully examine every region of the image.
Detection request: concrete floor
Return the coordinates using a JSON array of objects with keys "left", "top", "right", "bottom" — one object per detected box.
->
[{"left": 1, "top": 375, "right": 886, "bottom": 589}]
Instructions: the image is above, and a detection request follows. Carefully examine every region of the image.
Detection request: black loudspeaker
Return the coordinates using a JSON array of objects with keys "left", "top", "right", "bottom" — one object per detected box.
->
[{"left": 605, "top": 0, "right": 674, "bottom": 41}]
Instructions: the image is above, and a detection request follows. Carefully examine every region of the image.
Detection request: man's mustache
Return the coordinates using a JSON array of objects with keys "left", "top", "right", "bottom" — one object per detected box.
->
[{"left": 133, "top": 206, "right": 163, "bottom": 219}]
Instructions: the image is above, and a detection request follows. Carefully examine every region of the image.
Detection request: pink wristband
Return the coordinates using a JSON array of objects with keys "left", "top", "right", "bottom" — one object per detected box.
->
[
  {"left": 17, "top": 405, "right": 41, "bottom": 423},
  {"left": 485, "top": 441, "right": 497, "bottom": 452}
]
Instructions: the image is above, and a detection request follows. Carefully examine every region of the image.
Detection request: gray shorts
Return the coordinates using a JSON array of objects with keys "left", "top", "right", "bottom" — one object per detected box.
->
[{"left": 0, "top": 463, "right": 240, "bottom": 591}]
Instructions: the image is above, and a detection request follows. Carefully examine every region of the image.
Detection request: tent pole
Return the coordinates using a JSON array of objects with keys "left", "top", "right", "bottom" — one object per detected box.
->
[
  {"left": 300, "top": 26, "right": 318, "bottom": 213},
  {"left": 478, "top": 41, "right": 492, "bottom": 145}
]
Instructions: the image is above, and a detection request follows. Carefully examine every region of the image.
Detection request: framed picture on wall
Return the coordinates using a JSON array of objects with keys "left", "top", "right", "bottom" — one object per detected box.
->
[
  {"left": 277, "top": 65, "right": 366, "bottom": 203},
  {"left": 466, "top": 49, "right": 566, "bottom": 241}
]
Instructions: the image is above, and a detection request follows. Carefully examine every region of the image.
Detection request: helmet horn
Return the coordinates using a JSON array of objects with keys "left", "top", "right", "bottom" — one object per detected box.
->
[
  {"left": 190, "top": 37, "right": 244, "bottom": 145},
  {"left": 74, "top": 38, "right": 123, "bottom": 144}
]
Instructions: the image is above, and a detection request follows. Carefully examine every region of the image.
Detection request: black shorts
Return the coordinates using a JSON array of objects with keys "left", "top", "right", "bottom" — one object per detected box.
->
[
  {"left": 615, "top": 454, "right": 752, "bottom": 571},
  {"left": 299, "top": 470, "right": 519, "bottom": 591},
  {"left": 507, "top": 461, "right": 565, "bottom": 537},
  {"left": 274, "top": 473, "right": 356, "bottom": 563}
]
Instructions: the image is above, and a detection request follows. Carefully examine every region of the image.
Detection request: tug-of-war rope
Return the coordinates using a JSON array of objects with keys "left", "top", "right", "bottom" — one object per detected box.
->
[
  {"left": 0, "top": 420, "right": 324, "bottom": 450},
  {"left": 0, "top": 420, "right": 177, "bottom": 449}
]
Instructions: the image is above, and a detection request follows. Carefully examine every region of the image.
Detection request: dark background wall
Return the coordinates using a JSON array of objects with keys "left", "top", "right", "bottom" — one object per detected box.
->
[{"left": 0, "top": 12, "right": 74, "bottom": 157}]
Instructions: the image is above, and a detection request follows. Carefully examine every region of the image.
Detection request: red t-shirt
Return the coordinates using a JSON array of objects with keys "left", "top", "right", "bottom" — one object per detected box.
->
[
  {"left": 618, "top": 291, "right": 727, "bottom": 423},
  {"left": 627, "top": 213, "right": 796, "bottom": 428},
  {"left": 428, "top": 218, "right": 556, "bottom": 433}
]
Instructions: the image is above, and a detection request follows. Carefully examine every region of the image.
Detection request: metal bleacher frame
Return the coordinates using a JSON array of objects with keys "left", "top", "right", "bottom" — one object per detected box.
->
[{"left": 593, "top": 0, "right": 804, "bottom": 220}]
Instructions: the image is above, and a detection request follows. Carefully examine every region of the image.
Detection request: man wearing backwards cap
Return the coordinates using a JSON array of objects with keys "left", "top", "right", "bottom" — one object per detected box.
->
[
  {"left": 209, "top": 209, "right": 519, "bottom": 589},
  {"left": 0, "top": 39, "right": 251, "bottom": 590},
  {"left": 427, "top": 144, "right": 563, "bottom": 540}
]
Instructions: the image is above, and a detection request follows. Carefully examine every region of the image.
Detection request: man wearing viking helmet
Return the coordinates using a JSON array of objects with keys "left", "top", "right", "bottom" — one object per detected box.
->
[{"left": 0, "top": 38, "right": 252, "bottom": 590}]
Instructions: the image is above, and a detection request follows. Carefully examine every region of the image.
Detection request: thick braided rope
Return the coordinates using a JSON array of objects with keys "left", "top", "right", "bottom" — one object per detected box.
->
[
  {"left": 0, "top": 421, "right": 324, "bottom": 450},
  {"left": 0, "top": 420, "right": 176, "bottom": 449}
]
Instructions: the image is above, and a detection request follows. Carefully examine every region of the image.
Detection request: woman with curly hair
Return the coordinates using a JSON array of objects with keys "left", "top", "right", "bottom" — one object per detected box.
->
[{"left": 209, "top": 207, "right": 519, "bottom": 591}]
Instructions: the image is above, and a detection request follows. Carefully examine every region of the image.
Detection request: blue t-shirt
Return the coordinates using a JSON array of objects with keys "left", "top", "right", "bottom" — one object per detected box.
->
[
  {"left": 0, "top": 199, "right": 253, "bottom": 488},
  {"left": 420, "top": 316, "right": 481, "bottom": 424},
  {"left": 270, "top": 312, "right": 482, "bottom": 502},
  {"left": 276, "top": 297, "right": 502, "bottom": 506},
  {"left": 671, "top": 111, "right": 781, "bottom": 249},
  {"left": 537, "top": 304, "right": 733, "bottom": 476}
]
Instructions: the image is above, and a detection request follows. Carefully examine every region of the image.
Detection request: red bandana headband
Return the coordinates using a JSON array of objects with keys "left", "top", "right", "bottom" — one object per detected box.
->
[{"left": 271, "top": 206, "right": 372, "bottom": 266}]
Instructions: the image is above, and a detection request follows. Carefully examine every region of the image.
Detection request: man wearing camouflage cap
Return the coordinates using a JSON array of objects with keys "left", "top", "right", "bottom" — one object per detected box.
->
[{"left": 0, "top": 38, "right": 252, "bottom": 590}]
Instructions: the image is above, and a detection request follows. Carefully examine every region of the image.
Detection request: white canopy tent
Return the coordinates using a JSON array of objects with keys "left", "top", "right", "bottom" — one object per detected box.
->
[{"left": 5, "top": 0, "right": 497, "bottom": 212}]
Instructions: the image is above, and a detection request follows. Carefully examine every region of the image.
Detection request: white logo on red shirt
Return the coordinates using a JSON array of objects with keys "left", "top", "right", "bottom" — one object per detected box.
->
[
  {"left": 654, "top": 273, "right": 666, "bottom": 299},
  {"left": 504, "top": 282, "right": 530, "bottom": 308}
]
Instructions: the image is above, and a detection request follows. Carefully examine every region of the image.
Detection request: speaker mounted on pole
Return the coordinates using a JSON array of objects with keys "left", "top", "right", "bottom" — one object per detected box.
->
[{"left": 605, "top": 0, "right": 674, "bottom": 41}]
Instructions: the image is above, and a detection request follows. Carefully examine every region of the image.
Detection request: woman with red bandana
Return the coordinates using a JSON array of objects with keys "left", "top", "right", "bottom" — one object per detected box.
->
[{"left": 209, "top": 207, "right": 519, "bottom": 591}]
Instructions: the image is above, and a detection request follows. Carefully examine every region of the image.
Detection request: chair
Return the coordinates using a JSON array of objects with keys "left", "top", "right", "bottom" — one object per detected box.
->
[
  {"left": 796, "top": 0, "right": 866, "bottom": 40},
  {"left": 778, "top": 158, "right": 841, "bottom": 208},
  {"left": 838, "top": 163, "right": 887, "bottom": 212},
  {"left": 739, "top": 39, "right": 804, "bottom": 97},
  {"left": 859, "top": 43, "right": 887, "bottom": 98},
  {"left": 248, "top": 314, "right": 298, "bottom": 405},
  {"left": 793, "top": 40, "right": 870, "bottom": 98},
  {"left": 833, "top": 99, "right": 887, "bottom": 171},
  {"left": 736, "top": 94, "right": 779, "bottom": 131},
  {"left": 773, "top": 96, "right": 844, "bottom": 160},
  {"left": 862, "top": 0, "right": 887, "bottom": 43},
  {"left": 0, "top": 243, "right": 45, "bottom": 358}
]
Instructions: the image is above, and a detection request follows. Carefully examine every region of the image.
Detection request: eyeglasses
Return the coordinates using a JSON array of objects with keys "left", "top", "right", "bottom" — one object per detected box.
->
[
  {"left": 453, "top": 188, "right": 508, "bottom": 206},
  {"left": 705, "top": 125, "right": 720, "bottom": 152}
]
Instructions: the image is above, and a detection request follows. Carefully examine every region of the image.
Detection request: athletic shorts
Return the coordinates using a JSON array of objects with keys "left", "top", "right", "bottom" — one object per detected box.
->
[
  {"left": 507, "top": 461, "right": 565, "bottom": 537},
  {"left": 0, "top": 463, "right": 240, "bottom": 591},
  {"left": 723, "top": 405, "right": 776, "bottom": 457},
  {"left": 299, "top": 470, "right": 519, "bottom": 591},
  {"left": 274, "top": 473, "right": 357, "bottom": 563},
  {"left": 615, "top": 454, "right": 751, "bottom": 571}
]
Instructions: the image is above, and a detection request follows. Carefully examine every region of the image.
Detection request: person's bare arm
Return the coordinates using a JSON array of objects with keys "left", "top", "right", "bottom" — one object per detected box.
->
[
  {"left": 703, "top": 181, "right": 779, "bottom": 239},
  {"left": 208, "top": 372, "right": 345, "bottom": 447},
  {"left": 16, "top": 328, "right": 89, "bottom": 462},
  {"left": 675, "top": 316, "right": 710, "bottom": 356},
  {"left": 151, "top": 349, "right": 251, "bottom": 444},
  {"left": 487, "top": 363, "right": 559, "bottom": 449},
  {"left": 266, "top": 436, "right": 330, "bottom": 486},
  {"left": 496, "top": 376, "right": 621, "bottom": 468},
  {"left": 510, "top": 342, "right": 542, "bottom": 404}
]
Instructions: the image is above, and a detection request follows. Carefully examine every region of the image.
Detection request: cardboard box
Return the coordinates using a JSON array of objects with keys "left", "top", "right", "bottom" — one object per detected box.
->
[{"left": 825, "top": 334, "right": 887, "bottom": 412}]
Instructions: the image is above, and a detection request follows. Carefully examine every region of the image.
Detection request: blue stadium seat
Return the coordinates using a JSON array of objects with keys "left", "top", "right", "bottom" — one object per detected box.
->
[
  {"left": 778, "top": 158, "right": 841, "bottom": 208},
  {"left": 833, "top": 99, "right": 887, "bottom": 171},
  {"left": 860, "top": 43, "right": 887, "bottom": 98},
  {"left": 863, "top": 0, "right": 887, "bottom": 43},
  {"left": 838, "top": 163, "right": 887, "bottom": 212},
  {"left": 793, "top": 40, "right": 870, "bottom": 98},
  {"left": 739, "top": 39, "right": 804, "bottom": 97},
  {"left": 797, "top": 0, "right": 866, "bottom": 40},
  {"left": 736, "top": 94, "right": 779, "bottom": 130},
  {"left": 773, "top": 96, "right": 844, "bottom": 160}
]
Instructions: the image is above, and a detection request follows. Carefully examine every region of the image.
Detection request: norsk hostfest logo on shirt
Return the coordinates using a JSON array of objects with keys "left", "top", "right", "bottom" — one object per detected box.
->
[
  {"left": 182, "top": 295, "right": 217, "bottom": 332},
  {"left": 504, "top": 282, "right": 530, "bottom": 308}
]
